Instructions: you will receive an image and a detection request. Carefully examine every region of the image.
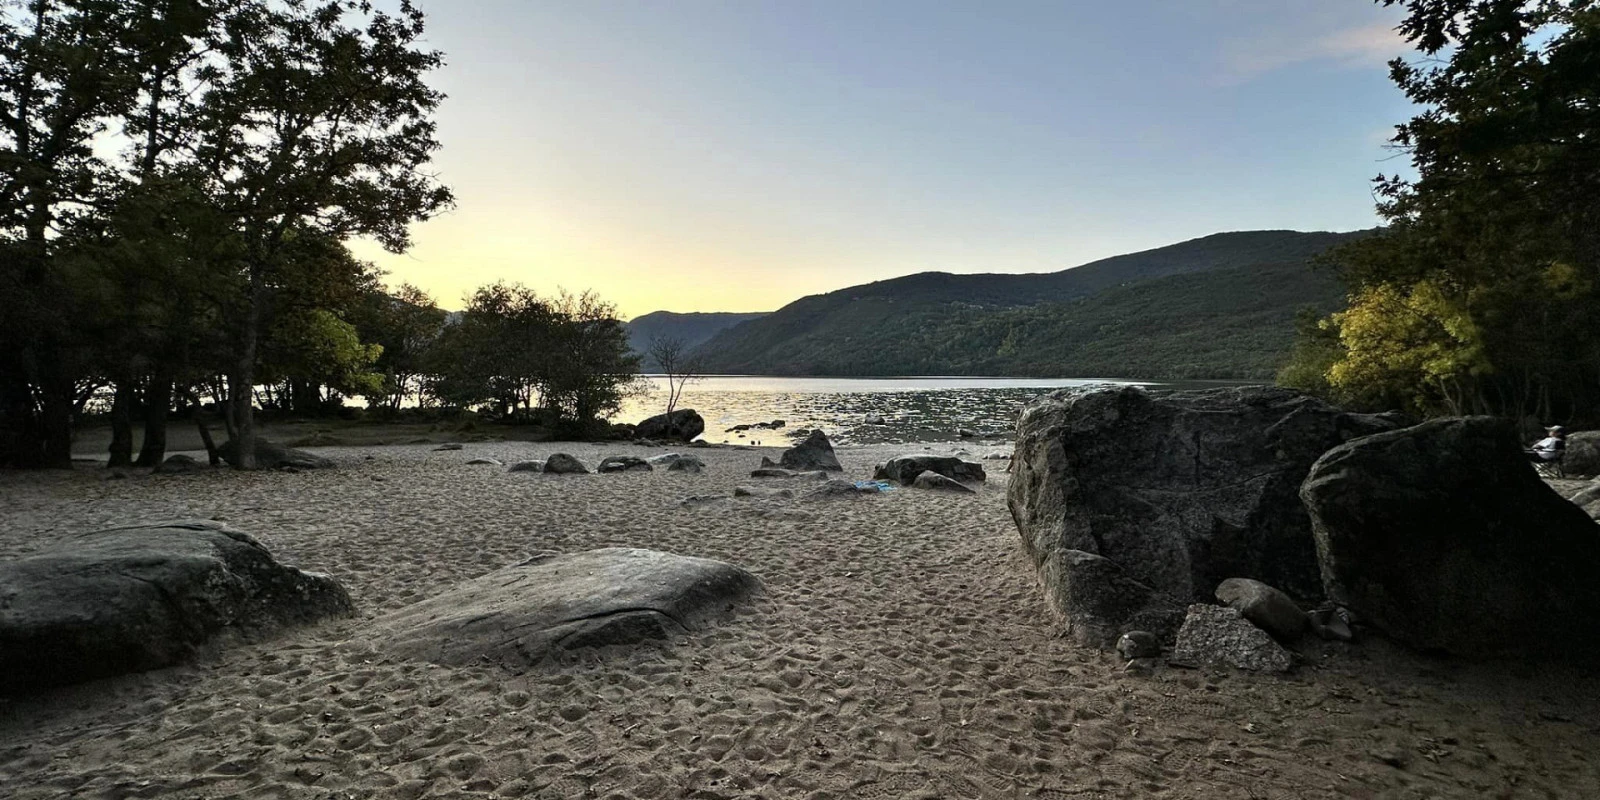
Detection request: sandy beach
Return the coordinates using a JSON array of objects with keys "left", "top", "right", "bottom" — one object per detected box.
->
[{"left": 3, "top": 441, "right": 1599, "bottom": 799}]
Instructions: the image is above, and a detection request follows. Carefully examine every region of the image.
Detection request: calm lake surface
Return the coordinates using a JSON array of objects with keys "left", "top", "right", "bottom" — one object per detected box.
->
[{"left": 618, "top": 376, "right": 1237, "bottom": 445}]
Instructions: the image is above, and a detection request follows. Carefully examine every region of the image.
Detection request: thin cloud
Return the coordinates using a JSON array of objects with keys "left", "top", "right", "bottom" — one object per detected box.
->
[{"left": 1221, "top": 23, "right": 1408, "bottom": 82}]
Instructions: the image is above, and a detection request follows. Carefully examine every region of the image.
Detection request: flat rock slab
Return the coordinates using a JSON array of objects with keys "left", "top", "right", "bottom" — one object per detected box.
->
[
  {"left": 597, "top": 456, "right": 652, "bottom": 473},
  {"left": 368, "top": 548, "right": 761, "bottom": 668},
  {"left": 912, "top": 472, "right": 977, "bottom": 493},
  {"left": 0, "top": 521, "right": 353, "bottom": 695},
  {"left": 1170, "top": 604, "right": 1293, "bottom": 672}
]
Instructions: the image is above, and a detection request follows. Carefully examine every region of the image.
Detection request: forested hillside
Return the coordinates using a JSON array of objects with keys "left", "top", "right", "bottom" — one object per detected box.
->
[
  {"left": 693, "top": 230, "right": 1368, "bottom": 378},
  {"left": 624, "top": 311, "right": 768, "bottom": 370}
]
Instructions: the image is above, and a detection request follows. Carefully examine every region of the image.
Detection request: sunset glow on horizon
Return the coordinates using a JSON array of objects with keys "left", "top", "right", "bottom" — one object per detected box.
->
[{"left": 357, "top": 1, "right": 1414, "bottom": 319}]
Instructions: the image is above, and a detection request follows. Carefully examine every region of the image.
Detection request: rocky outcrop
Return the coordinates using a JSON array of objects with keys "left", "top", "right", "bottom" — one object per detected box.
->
[
  {"left": 875, "top": 455, "right": 986, "bottom": 485},
  {"left": 543, "top": 454, "right": 590, "bottom": 474},
  {"left": 635, "top": 409, "right": 706, "bottom": 443},
  {"left": 368, "top": 548, "right": 760, "bottom": 668},
  {"left": 1302, "top": 416, "right": 1600, "bottom": 658},
  {"left": 1008, "top": 385, "right": 1403, "bottom": 642},
  {"left": 771, "top": 430, "right": 843, "bottom": 472},
  {"left": 1170, "top": 605, "right": 1293, "bottom": 672},
  {"left": 1564, "top": 431, "right": 1600, "bottom": 476},
  {"left": 911, "top": 472, "right": 977, "bottom": 493},
  {"left": 0, "top": 521, "right": 352, "bottom": 695},
  {"left": 597, "top": 456, "right": 652, "bottom": 473},
  {"left": 219, "top": 438, "right": 335, "bottom": 470},
  {"left": 1215, "top": 578, "right": 1306, "bottom": 641}
]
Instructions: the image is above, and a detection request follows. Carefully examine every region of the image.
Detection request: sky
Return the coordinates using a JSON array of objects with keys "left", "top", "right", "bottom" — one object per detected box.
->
[{"left": 349, "top": 1, "right": 1417, "bottom": 319}]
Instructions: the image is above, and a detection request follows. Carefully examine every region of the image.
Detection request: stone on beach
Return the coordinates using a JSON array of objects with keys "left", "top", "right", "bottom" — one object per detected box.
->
[
  {"left": 465, "top": 457, "right": 502, "bottom": 466},
  {"left": 367, "top": 548, "right": 760, "bottom": 668},
  {"left": 1045, "top": 549, "right": 1186, "bottom": 648},
  {"left": 544, "top": 453, "right": 590, "bottom": 474},
  {"left": 1302, "top": 416, "right": 1600, "bottom": 657},
  {"left": 734, "top": 485, "right": 794, "bottom": 499},
  {"left": 874, "top": 454, "right": 986, "bottom": 485},
  {"left": 507, "top": 460, "right": 544, "bottom": 473},
  {"left": 634, "top": 409, "right": 706, "bottom": 443},
  {"left": 597, "top": 455, "right": 652, "bottom": 473},
  {"left": 1170, "top": 605, "right": 1294, "bottom": 673},
  {"left": 1215, "top": 578, "right": 1307, "bottom": 642},
  {"left": 0, "top": 520, "right": 353, "bottom": 695},
  {"left": 911, "top": 472, "right": 977, "bottom": 493},
  {"left": 771, "top": 430, "right": 843, "bottom": 472},
  {"left": 158, "top": 454, "right": 207, "bottom": 473}
]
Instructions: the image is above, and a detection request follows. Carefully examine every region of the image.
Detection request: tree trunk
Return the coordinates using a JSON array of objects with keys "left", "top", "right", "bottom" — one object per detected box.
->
[
  {"left": 194, "top": 404, "right": 220, "bottom": 466},
  {"left": 135, "top": 373, "right": 172, "bottom": 467},
  {"left": 38, "top": 365, "right": 74, "bottom": 469},
  {"left": 108, "top": 380, "right": 134, "bottom": 468},
  {"left": 230, "top": 271, "right": 264, "bottom": 470}
]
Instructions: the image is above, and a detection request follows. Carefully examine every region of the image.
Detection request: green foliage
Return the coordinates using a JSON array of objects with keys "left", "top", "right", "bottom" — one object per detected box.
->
[
  {"left": 1290, "top": 1, "right": 1600, "bottom": 420},
  {"left": 694, "top": 232, "right": 1364, "bottom": 379},
  {"left": 425, "top": 283, "right": 640, "bottom": 425}
]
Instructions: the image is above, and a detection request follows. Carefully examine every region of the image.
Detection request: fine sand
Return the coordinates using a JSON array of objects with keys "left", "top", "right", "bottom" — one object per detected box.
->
[{"left": 2, "top": 441, "right": 1599, "bottom": 799}]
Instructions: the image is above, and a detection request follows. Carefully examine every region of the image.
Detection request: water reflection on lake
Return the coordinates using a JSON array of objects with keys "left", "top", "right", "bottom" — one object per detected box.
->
[{"left": 618, "top": 376, "right": 1189, "bottom": 445}]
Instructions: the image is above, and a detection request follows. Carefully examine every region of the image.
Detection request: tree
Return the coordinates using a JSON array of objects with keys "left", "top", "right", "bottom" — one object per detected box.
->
[
  {"left": 354, "top": 282, "right": 447, "bottom": 412},
  {"left": 1290, "top": 1, "right": 1600, "bottom": 420},
  {"left": 161, "top": 0, "right": 451, "bottom": 467},
  {"left": 647, "top": 334, "right": 703, "bottom": 422}
]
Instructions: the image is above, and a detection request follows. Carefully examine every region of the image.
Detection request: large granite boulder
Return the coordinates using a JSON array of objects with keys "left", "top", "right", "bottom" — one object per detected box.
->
[
  {"left": 875, "top": 454, "right": 986, "bottom": 485},
  {"left": 770, "top": 430, "right": 843, "bottom": 472},
  {"left": 1009, "top": 385, "right": 1402, "bottom": 642},
  {"left": 0, "top": 521, "right": 352, "bottom": 695},
  {"left": 635, "top": 409, "right": 705, "bottom": 443},
  {"left": 218, "top": 438, "right": 334, "bottom": 470},
  {"left": 368, "top": 548, "right": 760, "bottom": 668},
  {"left": 1302, "top": 416, "right": 1600, "bottom": 657},
  {"left": 1564, "top": 431, "right": 1600, "bottom": 476}
]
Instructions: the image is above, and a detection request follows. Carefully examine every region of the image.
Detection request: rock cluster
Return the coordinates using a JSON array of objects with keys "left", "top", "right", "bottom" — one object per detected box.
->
[{"left": 875, "top": 455, "right": 986, "bottom": 486}]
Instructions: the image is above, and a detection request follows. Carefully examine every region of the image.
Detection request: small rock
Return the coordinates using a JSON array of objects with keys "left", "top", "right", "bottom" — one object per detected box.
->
[
  {"left": 1117, "top": 631, "right": 1161, "bottom": 660},
  {"left": 507, "top": 461, "right": 544, "bottom": 473},
  {"left": 750, "top": 467, "right": 795, "bottom": 479},
  {"left": 957, "top": 428, "right": 976, "bottom": 438},
  {"left": 1169, "top": 605, "right": 1294, "bottom": 672},
  {"left": 596, "top": 456, "right": 652, "bottom": 473},
  {"left": 544, "top": 454, "right": 590, "bottom": 475},
  {"left": 665, "top": 456, "right": 705, "bottom": 474},
  {"left": 465, "top": 458, "right": 502, "bottom": 466},
  {"left": 1214, "top": 578, "right": 1307, "bottom": 641},
  {"left": 646, "top": 453, "right": 684, "bottom": 467},
  {"left": 433, "top": 443, "right": 464, "bottom": 451},
  {"left": 158, "top": 454, "right": 206, "bottom": 473},
  {"left": 911, "top": 472, "right": 977, "bottom": 493}
]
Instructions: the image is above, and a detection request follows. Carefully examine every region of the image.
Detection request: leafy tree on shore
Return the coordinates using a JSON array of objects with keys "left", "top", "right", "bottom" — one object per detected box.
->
[{"left": 1284, "top": 1, "right": 1600, "bottom": 421}]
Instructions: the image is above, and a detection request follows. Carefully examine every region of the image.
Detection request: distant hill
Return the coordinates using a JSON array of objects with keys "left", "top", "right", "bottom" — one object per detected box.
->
[
  {"left": 625, "top": 311, "right": 769, "bottom": 370},
  {"left": 691, "top": 230, "right": 1372, "bottom": 379}
]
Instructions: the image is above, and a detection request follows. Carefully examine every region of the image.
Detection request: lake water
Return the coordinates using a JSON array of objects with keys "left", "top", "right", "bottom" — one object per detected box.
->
[{"left": 617, "top": 375, "right": 1224, "bottom": 445}]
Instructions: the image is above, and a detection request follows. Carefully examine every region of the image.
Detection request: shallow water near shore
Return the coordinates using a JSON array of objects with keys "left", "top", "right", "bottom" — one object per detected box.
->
[{"left": 620, "top": 376, "right": 1239, "bottom": 445}]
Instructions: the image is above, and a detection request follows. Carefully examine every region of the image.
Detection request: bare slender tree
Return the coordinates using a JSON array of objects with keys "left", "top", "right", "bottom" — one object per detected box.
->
[{"left": 647, "top": 335, "right": 703, "bottom": 426}]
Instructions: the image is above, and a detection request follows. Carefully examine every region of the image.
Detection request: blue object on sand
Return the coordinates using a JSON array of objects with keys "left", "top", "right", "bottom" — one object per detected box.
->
[{"left": 854, "top": 480, "right": 895, "bottom": 492}]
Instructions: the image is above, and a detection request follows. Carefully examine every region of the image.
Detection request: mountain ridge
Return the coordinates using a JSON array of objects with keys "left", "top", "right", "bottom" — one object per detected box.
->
[{"left": 686, "top": 229, "right": 1371, "bottom": 379}]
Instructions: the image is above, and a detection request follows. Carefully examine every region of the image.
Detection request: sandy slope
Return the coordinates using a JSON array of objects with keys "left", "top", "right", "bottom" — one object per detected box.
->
[{"left": 2, "top": 441, "right": 1598, "bottom": 799}]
